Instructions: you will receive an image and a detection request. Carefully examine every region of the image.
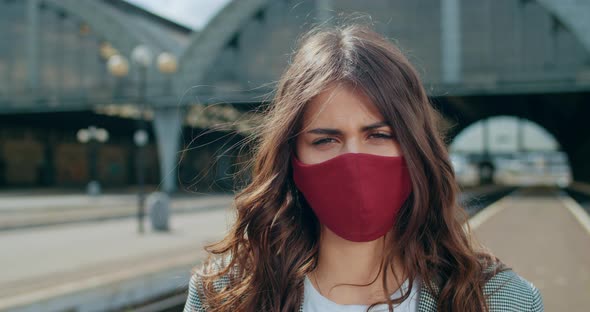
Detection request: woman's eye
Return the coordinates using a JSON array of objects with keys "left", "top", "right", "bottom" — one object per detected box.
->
[
  {"left": 370, "top": 133, "right": 393, "bottom": 140},
  {"left": 312, "top": 138, "right": 337, "bottom": 145}
]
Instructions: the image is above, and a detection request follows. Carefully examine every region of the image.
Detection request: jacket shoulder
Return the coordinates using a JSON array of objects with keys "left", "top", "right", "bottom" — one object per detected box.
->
[
  {"left": 484, "top": 269, "right": 544, "bottom": 312},
  {"left": 417, "top": 263, "right": 544, "bottom": 312},
  {"left": 183, "top": 257, "right": 233, "bottom": 312},
  {"left": 184, "top": 273, "right": 206, "bottom": 312}
]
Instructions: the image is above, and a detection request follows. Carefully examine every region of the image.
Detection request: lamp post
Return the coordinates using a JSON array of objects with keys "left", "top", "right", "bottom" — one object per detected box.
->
[
  {"left": 133, "top": 127, "right": 148, "bottom": 233},
  {"left": 106, "top": 46, "right": 177, "bottom": 233},
  {"left": 77, "top": 126, "right": 109, "bottom": 196},
  {"left": 131, "top": 45, "right": 153, "bottom": 234}
]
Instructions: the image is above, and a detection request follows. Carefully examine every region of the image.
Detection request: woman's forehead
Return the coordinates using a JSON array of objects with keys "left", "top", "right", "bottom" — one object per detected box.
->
[{"left": 302, "top": 83, "right": 384, "bottom": 128}]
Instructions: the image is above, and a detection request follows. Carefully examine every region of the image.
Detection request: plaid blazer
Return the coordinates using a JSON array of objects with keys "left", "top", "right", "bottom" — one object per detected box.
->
[{"left": 184, "top": 266, "right": 544, "bottom": 312}]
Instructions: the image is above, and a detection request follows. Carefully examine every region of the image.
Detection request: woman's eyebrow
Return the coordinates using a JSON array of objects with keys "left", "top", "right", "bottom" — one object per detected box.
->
[
  {"left": 306, "top": 128, "right": 342, "bottom": 135},
  {"left": 361, "top": 121, "right": 389, "bottom": 131},
  {"left": 306, "top": 122, "right": 389, "bottom": 135}
]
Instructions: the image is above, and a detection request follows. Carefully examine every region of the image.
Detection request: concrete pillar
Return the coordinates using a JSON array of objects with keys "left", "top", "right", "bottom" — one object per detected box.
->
[
  {"left": 26, "top": 0, "right": 40, "bottom": 91},
  {"left": 441, "top": 0, "right": 461, "bottom": 84},
  {"left": 152, "top": 107, "right": 183, "bottom": 193}
]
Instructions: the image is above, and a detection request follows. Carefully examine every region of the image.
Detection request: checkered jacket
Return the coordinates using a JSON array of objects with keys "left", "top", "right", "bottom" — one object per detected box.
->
[{"left": 184, "top": 266, "right": 544, "bottom": 312}]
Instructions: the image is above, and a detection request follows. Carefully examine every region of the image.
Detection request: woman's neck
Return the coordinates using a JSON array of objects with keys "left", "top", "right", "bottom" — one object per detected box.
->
[{"left": 310, "top": 227, "right": 405, "bottom": 305}]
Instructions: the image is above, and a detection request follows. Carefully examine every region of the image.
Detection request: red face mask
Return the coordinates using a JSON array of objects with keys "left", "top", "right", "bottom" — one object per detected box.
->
[{"left": 291, "top": 152, "right": 412, "bottom": 242}]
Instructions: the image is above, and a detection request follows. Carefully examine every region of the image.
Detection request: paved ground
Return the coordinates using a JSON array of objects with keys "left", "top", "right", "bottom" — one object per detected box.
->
[
  {"left": 0, "top": 191, "right": 234, "bottom": 231},
  {"left": 0, "top": 194, "right": 235, "bottom": 311},
  {"left": 473, "top": 187, "right": 590, "bottom": 312}
]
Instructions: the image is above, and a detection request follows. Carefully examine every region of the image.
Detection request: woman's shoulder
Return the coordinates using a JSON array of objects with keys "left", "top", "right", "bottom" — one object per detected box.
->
[{"left": 482, "top": 266, "right": 544, "bottom": 311}]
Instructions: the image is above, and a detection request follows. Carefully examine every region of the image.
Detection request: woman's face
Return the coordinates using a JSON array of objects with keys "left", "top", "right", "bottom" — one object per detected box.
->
[{"left": 295, "top": 82, "right": 402, "bottom": 164}]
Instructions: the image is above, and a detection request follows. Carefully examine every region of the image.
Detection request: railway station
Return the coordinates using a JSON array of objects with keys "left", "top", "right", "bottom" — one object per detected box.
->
[{"left": 0, "top": 0, "right": 589, "bottom": 311}]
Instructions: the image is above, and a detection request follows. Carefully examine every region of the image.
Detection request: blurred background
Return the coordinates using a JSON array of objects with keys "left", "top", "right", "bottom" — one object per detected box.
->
[{"left": 0, "top": 0, "right": 589, "bottom": 311}]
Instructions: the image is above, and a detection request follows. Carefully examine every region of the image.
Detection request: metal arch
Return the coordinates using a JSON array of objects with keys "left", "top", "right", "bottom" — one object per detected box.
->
[
  {"left": 176, "top": 0, "right": 590, "bottom": 95},
  {"left": 536, "top": 0, "right": 590, "bottom": 52},
  {"left": 175, "top": 0, "right": 270, "bottom": 94},
  {"left": 44, "top": 0, "right": 182, "bottom": 94},
  {"left": 44, "top": 0, "right": 143, "bottom": 55}
]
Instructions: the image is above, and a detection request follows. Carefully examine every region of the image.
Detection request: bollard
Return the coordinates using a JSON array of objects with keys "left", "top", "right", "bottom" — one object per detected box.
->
[
  {"left": 87, "top": 181, "right": 101, "bottom": 196},
  {"left": 146, "top": 192, "right": 170, "bottom": 231}
]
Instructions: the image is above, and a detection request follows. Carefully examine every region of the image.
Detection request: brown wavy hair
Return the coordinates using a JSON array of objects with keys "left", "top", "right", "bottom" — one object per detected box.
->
[{"left": 192, "top": 23, "right": 506, "bottom": 312}]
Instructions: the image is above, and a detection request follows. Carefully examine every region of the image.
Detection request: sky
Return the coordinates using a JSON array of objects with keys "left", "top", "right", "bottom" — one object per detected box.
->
[{"left": 124, "top": 0, "right": 232, "bottom": 30}]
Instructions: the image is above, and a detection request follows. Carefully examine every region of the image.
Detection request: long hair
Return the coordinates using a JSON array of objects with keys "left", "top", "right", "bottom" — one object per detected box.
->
[{"left": 193, "top": 23, "right": 506, "bottom": 312}]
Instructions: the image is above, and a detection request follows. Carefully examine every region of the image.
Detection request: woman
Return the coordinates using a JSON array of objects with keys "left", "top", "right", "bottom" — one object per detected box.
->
[{"left": 183, "top": 24, "right": 543, "bottom": 312}]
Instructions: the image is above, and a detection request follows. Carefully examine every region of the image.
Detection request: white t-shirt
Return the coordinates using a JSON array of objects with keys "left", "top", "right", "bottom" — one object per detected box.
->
[{"left": 302, "top": 275, "right": 419, "bottom": 312}]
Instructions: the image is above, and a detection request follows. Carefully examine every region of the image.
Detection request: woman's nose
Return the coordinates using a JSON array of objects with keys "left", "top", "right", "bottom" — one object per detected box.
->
[{"left": 341, "top": 138, "right": 361, "bottom": 154}]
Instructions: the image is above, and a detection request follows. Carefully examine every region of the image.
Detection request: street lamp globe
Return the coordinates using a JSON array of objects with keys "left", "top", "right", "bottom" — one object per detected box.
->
[
  {"left": 107, "top": 54, "right": 129, "bottom": 77},
  {"left": 134, "top": 129, "right": 149, "bottom": 147},
  {"left": 157, "top": 52, "right": 178, "bottom": 74},
  {"left": 132, "top": 45, "right": 153, "bottom": 68},
  {"left": 96, "top": 128, "right": 109, "bottom": 143},
  {"left": 99, "top": 42, "right": 118, "bottom": 60},
  {"left": 77, "top": 129, "right": 90, "bottom": 143}
]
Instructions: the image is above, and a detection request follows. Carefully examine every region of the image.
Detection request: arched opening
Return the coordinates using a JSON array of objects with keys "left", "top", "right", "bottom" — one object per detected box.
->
[{"left": 449, "top": 116, "right": 572, "bottom": 187}]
